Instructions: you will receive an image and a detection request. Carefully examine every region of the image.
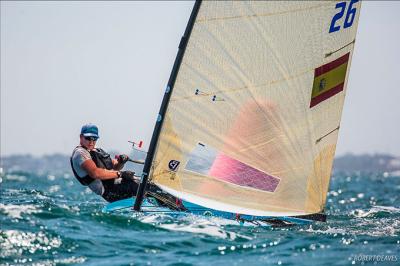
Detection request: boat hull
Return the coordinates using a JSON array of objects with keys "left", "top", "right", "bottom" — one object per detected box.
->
[{"left": 102, "top": 197, "right": 323, "bottom": 226}]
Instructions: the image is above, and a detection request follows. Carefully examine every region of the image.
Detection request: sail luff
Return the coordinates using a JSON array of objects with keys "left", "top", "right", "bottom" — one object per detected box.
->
[{"left": 134, "top": 0, "right": 202, "bottom": 211}]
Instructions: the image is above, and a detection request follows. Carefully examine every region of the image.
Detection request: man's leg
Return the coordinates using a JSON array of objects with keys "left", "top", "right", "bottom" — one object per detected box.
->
[{"left": 102, "top": 178, "right": 139, "bottom": 202}]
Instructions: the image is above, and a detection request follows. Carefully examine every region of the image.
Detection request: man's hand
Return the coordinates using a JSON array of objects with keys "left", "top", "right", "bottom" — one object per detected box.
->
[
  {"left": 120, "top": 170, "right": 136, "bottom": 182},
  {"left": 117, "top": 154, "right": 129, "bottom": 164}
]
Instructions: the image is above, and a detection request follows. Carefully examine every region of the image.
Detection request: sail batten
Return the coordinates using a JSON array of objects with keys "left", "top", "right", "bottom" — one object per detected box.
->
[{"left": 149, "top": 1, "right": 361, "bottom": 216}]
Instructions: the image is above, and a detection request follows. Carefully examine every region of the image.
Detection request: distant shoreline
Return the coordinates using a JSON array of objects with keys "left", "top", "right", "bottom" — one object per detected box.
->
[{"left": 1, "top": 153, "right": 400, "bottom": 175}]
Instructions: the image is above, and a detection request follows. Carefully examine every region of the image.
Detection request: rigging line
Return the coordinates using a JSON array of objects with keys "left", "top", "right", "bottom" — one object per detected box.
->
[
  {"left": 146, "top": 191, "right": 182, "bottom": 211},
  {"left": 325, "top": 40, "right": 355, "bottom": 58},
  {"left": 195, "top": 89, "right": 212, "bottom": 96},
  {"left": 146, "top": 192, "right": 176, "bottom": 209},
  {"left": 212, "top": 95, "right": 225, "bottom": 101},
  {"left": 316, "top": 126, "right": 340, "bottom": 144}
]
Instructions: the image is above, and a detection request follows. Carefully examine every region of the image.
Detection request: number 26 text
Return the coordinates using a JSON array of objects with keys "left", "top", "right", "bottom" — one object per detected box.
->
[{"left": 329, "top": 0, "right": 359, "bottom": 33}]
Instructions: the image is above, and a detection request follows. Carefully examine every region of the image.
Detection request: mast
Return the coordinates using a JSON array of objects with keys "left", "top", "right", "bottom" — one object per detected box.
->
[{"left": 134, "top": 0, "right": 202, "bottom": 211}]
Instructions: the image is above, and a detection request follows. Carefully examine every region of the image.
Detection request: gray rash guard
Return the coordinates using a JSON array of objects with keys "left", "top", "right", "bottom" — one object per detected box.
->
[{"left": 71, "top": 146, "right": 104, "bottom": 196}]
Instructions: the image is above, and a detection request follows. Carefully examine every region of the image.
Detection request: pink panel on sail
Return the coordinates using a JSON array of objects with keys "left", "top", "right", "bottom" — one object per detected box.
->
[{"left": 208, "top": 153, "right": 280, "bottom": 192}]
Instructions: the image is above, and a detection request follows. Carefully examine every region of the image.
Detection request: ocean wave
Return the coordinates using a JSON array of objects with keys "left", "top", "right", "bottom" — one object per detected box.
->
[
  {"left": 1, "top": 169, "right": 399, "bottom": 265},
  {"left": 0, "top": 203, "right": 41, "bottom": 219},
  {"left": 352, "top": 205, "right": 400, "bottom": 218},
  {"left": 304, "top": 207, "right": 400, "bottom": 237},
  {"left": 137, "top": 213, "right": 252, "bottom": 240}
]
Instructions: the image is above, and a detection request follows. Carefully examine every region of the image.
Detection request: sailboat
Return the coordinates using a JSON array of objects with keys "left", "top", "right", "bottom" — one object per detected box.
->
[{"left": 103, "top": 0, "right": 361, "bottom": 226}]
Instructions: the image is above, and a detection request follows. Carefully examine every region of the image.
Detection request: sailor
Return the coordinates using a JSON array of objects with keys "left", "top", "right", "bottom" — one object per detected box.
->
[{"left": 70, "top": 123, "right": 139, "bottom": 202}]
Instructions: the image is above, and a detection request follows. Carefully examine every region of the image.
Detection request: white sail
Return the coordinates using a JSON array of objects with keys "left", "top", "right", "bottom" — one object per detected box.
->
[{"left": 150, "top": 1, "right": 361, "bottom": 216}]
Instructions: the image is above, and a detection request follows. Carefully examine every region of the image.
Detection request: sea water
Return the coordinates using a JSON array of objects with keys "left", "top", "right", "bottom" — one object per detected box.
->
[{"left": 1, "top": 164, "right": 399, "bottom": 265}]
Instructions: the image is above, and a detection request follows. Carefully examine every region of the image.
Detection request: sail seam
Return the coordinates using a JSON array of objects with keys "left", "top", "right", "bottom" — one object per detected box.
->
[
  {"left": 170, "top": 68, "right": 312, "bottom": 102},
  {"left": 196, "top": 3, "right": 331, "bottom": 23}
]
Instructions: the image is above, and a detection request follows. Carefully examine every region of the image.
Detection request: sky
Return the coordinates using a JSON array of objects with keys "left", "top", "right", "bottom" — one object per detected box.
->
[{"left": 1, "top": 1, "right": 399, "bottom": 157}]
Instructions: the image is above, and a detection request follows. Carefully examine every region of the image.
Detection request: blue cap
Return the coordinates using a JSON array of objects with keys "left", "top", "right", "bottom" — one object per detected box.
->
[{"left": 81, "top": 124, "right": 99, "bottom": 138}]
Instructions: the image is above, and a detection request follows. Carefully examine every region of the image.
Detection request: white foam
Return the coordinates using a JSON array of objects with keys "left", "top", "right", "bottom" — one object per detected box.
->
[
  {"left": 137, "top": 213, "right": 252, "bottom": 240},
  {"left": 353, "top": 205, "right": 400, "bottom": 218},
  {"left": 304, "top": 225, "right": 347, "bottom": 236},
  {"left": 49, "top": 185, "right": 61, "bottom": 193},
  {"left": 1, "top": 230, "right": 62, "bottom": 257},
  {"left": 158, "top": 219, "right": 250, "bottom": 240},
  {"left": 0, "top": 203, "right": 41, "bottom": 219},
  {"left": 309, "top": 206, "right": 400, "bottom": 237},
  {"left": 373, "top": 205, "right": 400, "bottom": 212},
  {"left": 160, "top": 222, "right": 235, "bottom": 239},
  {"left": 54, "top": 256, "right": 86, "bottom": 264},
  {"left": 5, "top": 174, "right": 27, "bottom": 182}
]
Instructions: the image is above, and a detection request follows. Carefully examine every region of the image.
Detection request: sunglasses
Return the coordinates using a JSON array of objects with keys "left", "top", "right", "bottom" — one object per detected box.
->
[{"left": 84, "top": 136, "right": 98, "bottom": 141}]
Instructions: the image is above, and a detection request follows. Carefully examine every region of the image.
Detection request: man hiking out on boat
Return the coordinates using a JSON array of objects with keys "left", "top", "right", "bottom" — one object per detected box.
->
[{"left": 70, "top": 123, "right": 139, "bottom": 202}]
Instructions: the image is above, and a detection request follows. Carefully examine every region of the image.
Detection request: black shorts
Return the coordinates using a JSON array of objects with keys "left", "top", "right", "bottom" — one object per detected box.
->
[{"left": 102, "top": 178, "right": 139, "bottom": 203}]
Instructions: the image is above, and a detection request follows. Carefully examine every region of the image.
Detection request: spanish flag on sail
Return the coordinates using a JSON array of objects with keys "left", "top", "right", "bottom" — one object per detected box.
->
[{"left": 310, "top": 53, "right": 350, "bottom": 108}]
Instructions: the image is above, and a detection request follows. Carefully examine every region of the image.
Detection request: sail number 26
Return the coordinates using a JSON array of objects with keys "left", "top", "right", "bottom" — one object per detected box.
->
[{"left": 329, "top": 0, "right": 359, "bottom": 33}]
